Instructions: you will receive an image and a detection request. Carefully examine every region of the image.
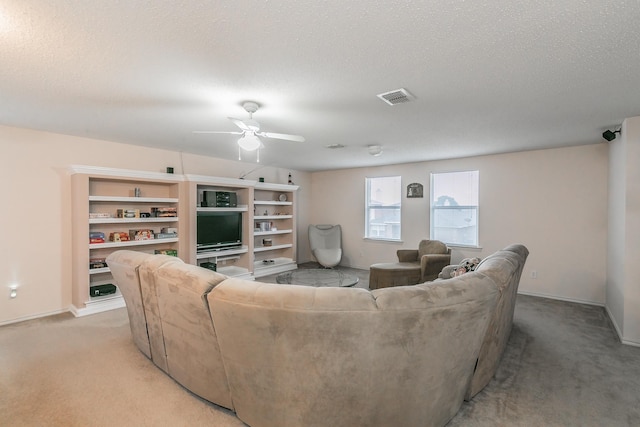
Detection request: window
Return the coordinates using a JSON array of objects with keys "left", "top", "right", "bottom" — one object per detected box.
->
[
  {"left": 365, "top": 176, "right": 401, "bottom": 240},
  {"left": 430, "top": 170, "right": 479, "bottom": 247}
]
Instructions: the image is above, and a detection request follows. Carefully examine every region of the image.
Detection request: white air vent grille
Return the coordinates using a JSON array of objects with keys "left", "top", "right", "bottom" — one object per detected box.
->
[{"left": 377, "top": 88, "right": 415, "bottom": 105}]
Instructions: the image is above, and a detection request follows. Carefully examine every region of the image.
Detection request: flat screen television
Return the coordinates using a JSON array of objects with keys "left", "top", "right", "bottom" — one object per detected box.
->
[{"left": 197, "top": 211, "right": 243, "bottom": 252}]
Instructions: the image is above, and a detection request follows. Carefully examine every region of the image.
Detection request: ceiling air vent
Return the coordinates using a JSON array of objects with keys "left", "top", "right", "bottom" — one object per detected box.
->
[{"left": 376, "top": 88, "right": 415, "bottom": 106}]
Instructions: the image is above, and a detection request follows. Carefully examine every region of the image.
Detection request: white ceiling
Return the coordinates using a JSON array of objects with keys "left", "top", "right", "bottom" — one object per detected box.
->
[{"left": 2, "top": 1, "right": 640, "bottom": 172}]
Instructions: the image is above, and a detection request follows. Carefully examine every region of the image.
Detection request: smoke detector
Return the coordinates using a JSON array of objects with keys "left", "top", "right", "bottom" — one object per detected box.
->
[
  {"left": 376, "top": 88, "right": 415, "bottom": 106},
  {"left": 368, "top": 144, "right": 383, "bottom": 156}
]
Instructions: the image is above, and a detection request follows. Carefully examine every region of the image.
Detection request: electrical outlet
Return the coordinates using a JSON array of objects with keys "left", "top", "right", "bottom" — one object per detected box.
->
[
  {"left": 531, "top": 270, "right": 537, "bottom": 279},
  {"left": 9, "top": 284, "right": 17, "bottom": 298}
]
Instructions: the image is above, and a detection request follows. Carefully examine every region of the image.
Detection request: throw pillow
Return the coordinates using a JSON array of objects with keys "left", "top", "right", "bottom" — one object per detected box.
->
[{"left": 450, "top": 257, "right": 482, "bottom": 277}]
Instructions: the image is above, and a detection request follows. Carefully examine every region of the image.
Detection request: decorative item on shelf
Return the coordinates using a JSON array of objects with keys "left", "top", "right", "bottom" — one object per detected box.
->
[
  {"left": 288, "top": 172, "right": 294, "bottom": 185},
  {"left": 117, "top": 209, "right": 140, "bottom": 218},
  {"left": 130, "top": 229, "right": 154, "bottom": 241},
  {"left": 89, "top": 258, "right": 107, "bottom": 269},
  {"left": 109, "top": 232, "right": 130, "bottom": 242},
  {"left": 151, "top": 207, "right": 177, "bottom": 217},
  {"left": 154, "top": 249, "right": 178, "bottom": 256},
  {"left": 140, "top": 212, "right": 151, "bottom": 218},
  {"left": 166, "top": 167, "right": 174, "bottom": 174},
  {"left": 279, "top": 194, "right": 287, "bottom": 202},
  {"left": 89, "top": 284, "right": 117, "bottom": 297},
  {"left": 89, "top": 232, "right": 105, "bottom": 244},
  {"left": 258, "top": 221, "right": 271, "bottom": 231},
  {"left": 200, "top": 261, "right": 217, "bottom": 271},
  {"left": 262, "top": 259, "right": 275, "bottom": 264},
  {"left": 155, "top": 232, "right": 177, "bottom": 239},
  {"left": 89, "top": 212, "right": 111, "bottom": 219},
  {"left": 262, "top": 238, "right": 273, "bottom": 247},
  {"left": 134, "top": 187, "right": 141, "bottom": 197},
  {"left": 263, "top": 210, "right": 268, "bottom": 216}
]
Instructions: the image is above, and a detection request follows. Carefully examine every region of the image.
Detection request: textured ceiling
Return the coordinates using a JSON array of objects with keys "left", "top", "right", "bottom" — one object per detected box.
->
[{"left": 1, "top": 1, "right": 640, "bottom": 171}]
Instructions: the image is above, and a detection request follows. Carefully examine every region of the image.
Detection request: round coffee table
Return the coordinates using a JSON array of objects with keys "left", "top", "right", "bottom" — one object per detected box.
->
[{"left": 276, "top": 269, "right": 359, "bottom": 287}]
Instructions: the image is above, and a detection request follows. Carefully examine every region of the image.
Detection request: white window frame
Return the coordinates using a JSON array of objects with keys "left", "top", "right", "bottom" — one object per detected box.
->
[
  {"left": 430, "top": 170, "right": 479, "bottom": 247},
  {"left": 365, "top": 176, "right": 402, "bottom": 241}
]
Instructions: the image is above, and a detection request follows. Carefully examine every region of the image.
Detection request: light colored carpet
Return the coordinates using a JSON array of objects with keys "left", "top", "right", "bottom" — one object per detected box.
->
[{"left": 2, "top": 267, "right": 639, "bottom": 426}]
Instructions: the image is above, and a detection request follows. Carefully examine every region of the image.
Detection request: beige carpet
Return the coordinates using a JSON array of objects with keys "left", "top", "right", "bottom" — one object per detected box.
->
[{"left": 2, "top": 267, "right": 640, "bottom": 426}]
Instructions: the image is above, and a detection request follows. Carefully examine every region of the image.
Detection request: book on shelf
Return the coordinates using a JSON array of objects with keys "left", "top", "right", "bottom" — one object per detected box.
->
[{"left": 155, "top": 249, "right": 178, "bottom": 257}]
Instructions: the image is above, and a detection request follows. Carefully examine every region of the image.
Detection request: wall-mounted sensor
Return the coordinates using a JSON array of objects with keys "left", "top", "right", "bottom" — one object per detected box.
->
[{"left": 602, "top": 129, "right": 621, "bottom": 141}]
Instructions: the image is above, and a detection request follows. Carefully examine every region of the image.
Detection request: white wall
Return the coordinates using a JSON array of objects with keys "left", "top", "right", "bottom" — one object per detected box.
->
[
  {"left": 0, "top": 123, "right": 615, "bottom": 325},
  {"left": 607, "top": 116, "right": 640, "bottom": 345},
  {"left": 0, "top": 125, "right": 311, "bottom": 324},
  {"left": 311, "top": 144, "right": 609, "bottom": 305}
]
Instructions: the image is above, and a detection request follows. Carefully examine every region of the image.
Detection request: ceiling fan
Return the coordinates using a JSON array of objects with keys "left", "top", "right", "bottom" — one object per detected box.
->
[{"left": 193, "top": 101, "right": 305, "bottom": 162}]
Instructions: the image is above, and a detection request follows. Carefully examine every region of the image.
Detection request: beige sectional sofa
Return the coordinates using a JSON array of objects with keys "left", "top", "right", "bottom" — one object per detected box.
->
[{"left": 106, "top": 244, "right": 527, "bottom": 427}]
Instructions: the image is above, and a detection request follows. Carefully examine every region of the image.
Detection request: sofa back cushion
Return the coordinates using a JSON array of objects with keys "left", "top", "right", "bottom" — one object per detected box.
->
[
  {"left": 106, "top": 250, "right": 156, "bottom": 359},
  {"left": 209, "top": 276, "right": 498, "bottom": 427},
  {"left": 137, "top": 254, "right": 185, "bottom": 373},
  {"left": 150, "top": 261, "right": 233, "bottom": 410}
]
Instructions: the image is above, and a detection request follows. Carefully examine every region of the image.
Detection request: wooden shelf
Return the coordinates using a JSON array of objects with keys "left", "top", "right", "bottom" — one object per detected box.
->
[
  {"left": 253, "top": 200, "right": 293, "bottom": 206},
  {"left": 254, "top": 229, "right": 292, "bottom": 236},
  {"left": 254, "top": 215, "right": 293, "bottom": 220},
  {"left": 89, "top": 217, "right": 179, "bottom": 224},
  {"left": 253, "top": 257, "right": 297, "bottom": 278},
  {"left": 89, "top": 196, "right": 178, "bottom": 203},
  {"left": 254, "top": 243, "right": 293, "bottom": 253},
  {"left": 89, "top": 237, "right": 179, "bottom": 249}
]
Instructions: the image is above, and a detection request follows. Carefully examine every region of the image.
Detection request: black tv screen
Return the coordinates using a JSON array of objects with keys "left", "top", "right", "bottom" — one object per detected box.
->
[{"left": 197, "top": 211, "right": 242, "bottom": 251}]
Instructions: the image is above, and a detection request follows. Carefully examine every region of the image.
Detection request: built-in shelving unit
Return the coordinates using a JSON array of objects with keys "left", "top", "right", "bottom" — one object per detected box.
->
[
  {"left": 70, "top": 166, "right": 184, "bottom": 316},
  {"left": 70, "top": 167, "right": 299, "bottom": 316},
  {"left": 253, "top": 182, "right": 299, "bottom": 278}
]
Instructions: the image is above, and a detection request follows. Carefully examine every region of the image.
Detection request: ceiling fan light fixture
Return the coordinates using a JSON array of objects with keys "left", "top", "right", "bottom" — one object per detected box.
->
[
  {"left": 368, "top": 144, "right": 383, "bottom": 156},
  {"left": 238, "top": 132, "right": 261, "bottom": 151}
]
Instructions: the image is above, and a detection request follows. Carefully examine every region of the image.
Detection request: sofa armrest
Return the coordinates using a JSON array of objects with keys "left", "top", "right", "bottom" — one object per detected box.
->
[
  {"left": 397, "top": 249, "right": 419, "bottom": 262},
  {"left": 420, "top": 254, "right": 452, "bottom": 282}
]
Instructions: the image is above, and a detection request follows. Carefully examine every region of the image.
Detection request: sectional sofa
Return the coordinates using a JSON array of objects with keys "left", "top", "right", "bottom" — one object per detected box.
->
[{"left": 106, "top": 244, "right": 527, "bottom": 427}]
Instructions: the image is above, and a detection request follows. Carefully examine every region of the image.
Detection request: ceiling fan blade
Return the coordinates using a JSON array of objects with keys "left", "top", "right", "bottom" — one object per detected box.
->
[
  {"left": 228, "top": 117, "right": 251, "bottom": 132},
  {"left": 192, "top": 131, "right": 243, "bottom": 135},
  {"left": 261, "top": 132, "right": 306, "bottom": 142}
]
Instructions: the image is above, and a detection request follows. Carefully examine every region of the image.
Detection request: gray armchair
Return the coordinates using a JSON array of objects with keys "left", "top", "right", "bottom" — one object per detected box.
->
[
  {"left": 369, "top": 240, "right": 451, "bottom": 289},
  {"left": 397, "top": 240, "right": 452, "bottom": 282}
]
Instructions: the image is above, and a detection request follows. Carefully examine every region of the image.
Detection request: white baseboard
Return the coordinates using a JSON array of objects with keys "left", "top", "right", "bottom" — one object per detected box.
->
[
  {"left": 604, "top": 305, "right": 640, "bottom": 347},
  {"left": 517, "top": 290, "right": 604, "bottom": 307},
  {"left": 0, "top": 308, "right": 69, "bottom": 327},
  {"left": 70, "top": 295, "right": 126, "bottom": 317}
]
